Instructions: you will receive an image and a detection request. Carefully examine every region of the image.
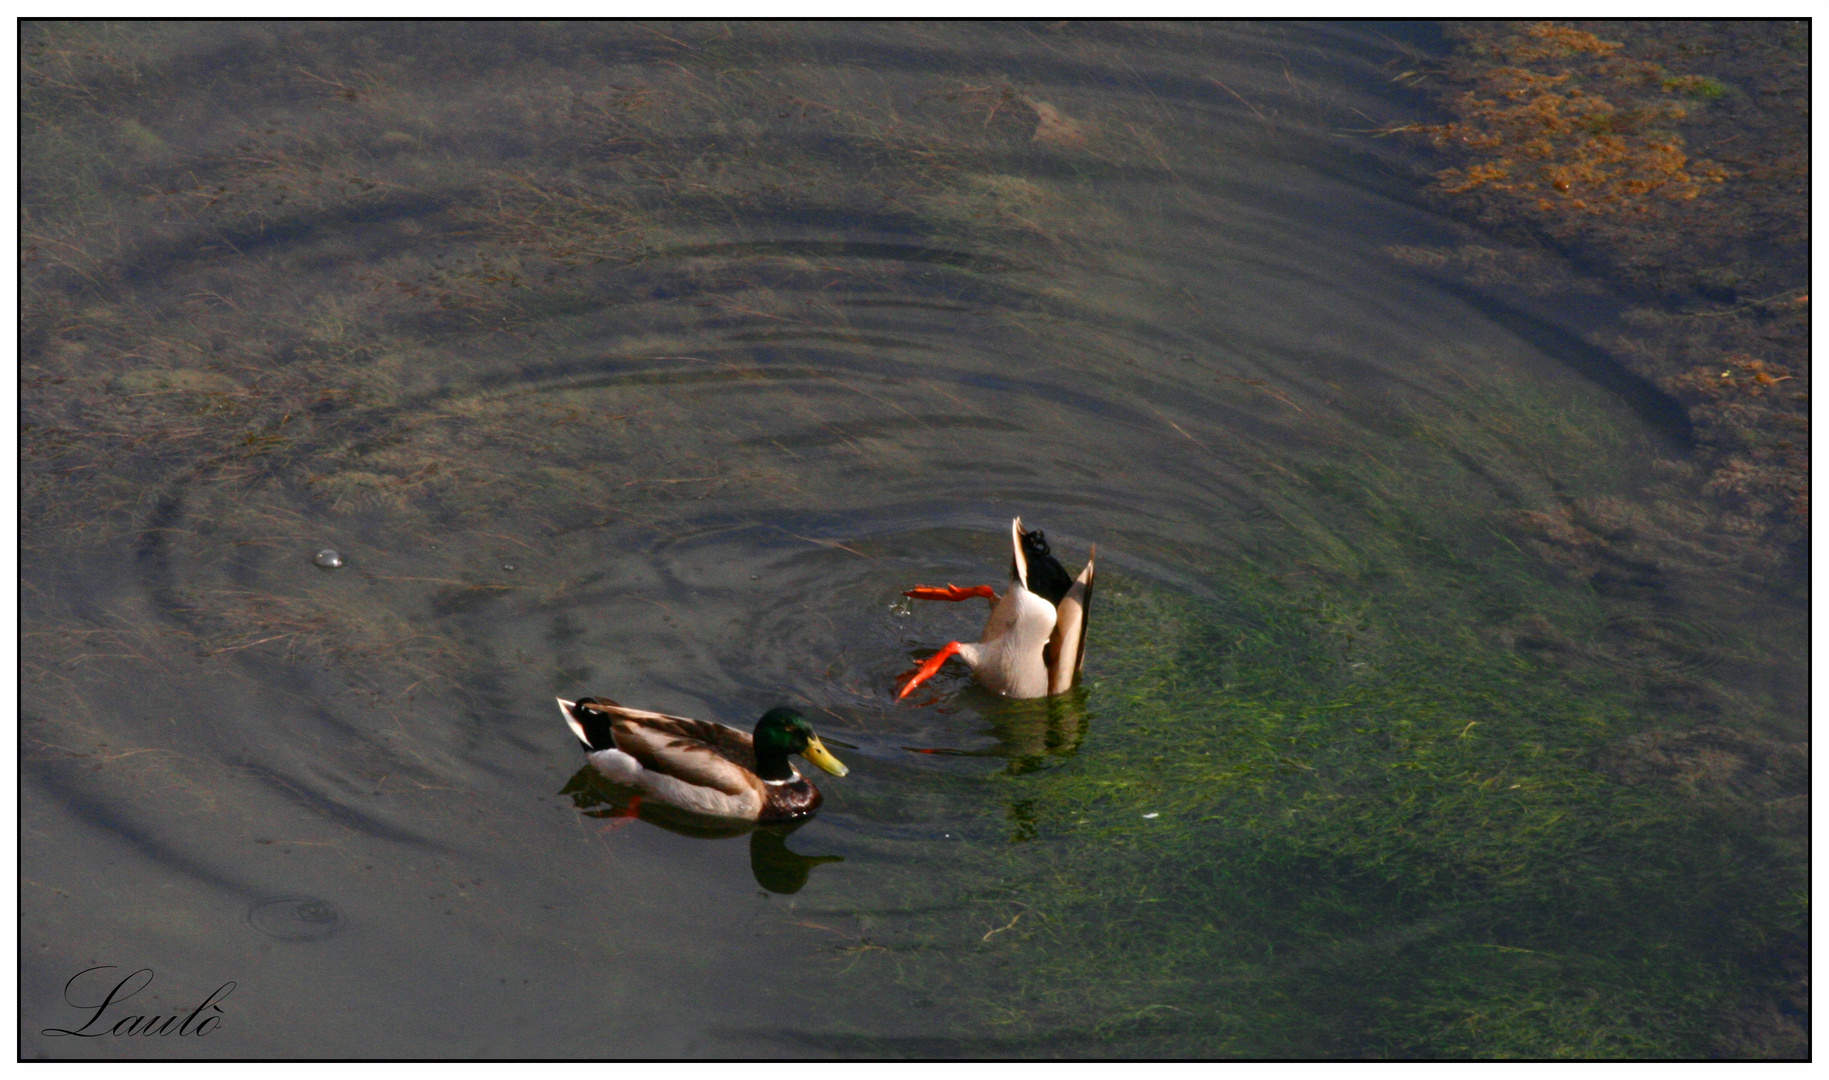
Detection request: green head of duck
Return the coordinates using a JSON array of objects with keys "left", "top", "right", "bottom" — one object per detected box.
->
[{"left": 754, "top": 706, "right": 849, "bottom": 780}]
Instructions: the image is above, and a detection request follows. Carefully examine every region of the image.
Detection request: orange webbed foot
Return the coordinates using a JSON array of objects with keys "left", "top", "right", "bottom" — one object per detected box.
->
[
  {"left": 896, "top": 641, "right": 963, "bottom": 700},
  {"left": 904, "top": 584, "right": 998, "bottom": 602}
]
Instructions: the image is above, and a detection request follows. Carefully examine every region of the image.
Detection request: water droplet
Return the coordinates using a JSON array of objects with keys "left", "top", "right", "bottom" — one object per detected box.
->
[{"left": 313, "top": 548, "right": 344, "bottom": 570}]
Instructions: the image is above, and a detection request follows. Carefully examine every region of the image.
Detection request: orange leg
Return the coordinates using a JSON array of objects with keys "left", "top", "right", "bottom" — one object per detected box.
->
[
  {"left": 589, "top": 794, "right": 643, "bottom": 822},
  {"left": 897, "top": 641, "right": 962, "bottom": 700},
  {"left": 905, "top": 584, "right": 997, "bottom": 601}
]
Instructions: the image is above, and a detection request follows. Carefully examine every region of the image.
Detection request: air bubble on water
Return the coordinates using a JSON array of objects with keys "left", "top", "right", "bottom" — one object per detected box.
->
[{"left": 313, "top": 548, "right": 345, "bottom": 570}]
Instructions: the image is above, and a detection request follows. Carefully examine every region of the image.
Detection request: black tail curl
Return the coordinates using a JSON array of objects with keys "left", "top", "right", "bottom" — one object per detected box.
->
[
  {"left": 569, "top": 697, "right": 622, "bottom": 752},
  {"left": 1018, "top": 528, "right": 1076, "bottom": 605}
]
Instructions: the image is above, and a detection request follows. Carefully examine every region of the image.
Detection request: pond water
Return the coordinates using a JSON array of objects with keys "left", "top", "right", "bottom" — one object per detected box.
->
[{"left": 21, "top": 22, "right": 1807, "bottom": 1058}]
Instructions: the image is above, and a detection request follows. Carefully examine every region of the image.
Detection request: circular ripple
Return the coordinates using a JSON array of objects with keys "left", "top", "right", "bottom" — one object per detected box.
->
[
  {"left": 1584, "top": 613, "right": 1728, "bottom": 677},
  {"left": 246, "top": 896, "right": 343, "bottom": 942}
]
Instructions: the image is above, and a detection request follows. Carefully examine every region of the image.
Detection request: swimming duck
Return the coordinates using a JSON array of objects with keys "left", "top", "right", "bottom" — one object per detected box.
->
[
  {"left": 897, "top": 517, "right": 1094, "bottom": 700},
  {"left": 557, "top": 698, "right": 848, "bottom": 823}
]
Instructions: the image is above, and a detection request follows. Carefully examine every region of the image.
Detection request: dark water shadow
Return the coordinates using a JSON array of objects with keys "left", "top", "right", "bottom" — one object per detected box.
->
[
  {"left": 1429, "top": 277, "right": 1696, "bottom": 449},
  {"left": 24, "top": 759, "right": 264, "bottom": 903},
  {"left": 653, "top": 239, "right": 1026, "bottom": 272}
]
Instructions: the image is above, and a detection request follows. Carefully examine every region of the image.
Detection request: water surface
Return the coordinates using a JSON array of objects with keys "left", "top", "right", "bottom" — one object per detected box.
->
[{"left": 21, "top": 21, "right": 1806, "bottom": 1058}]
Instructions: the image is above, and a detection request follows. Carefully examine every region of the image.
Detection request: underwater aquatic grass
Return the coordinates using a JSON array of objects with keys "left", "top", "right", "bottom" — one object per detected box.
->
[
  {"left": 802, "top": 412, "right": 1802, "bottom": 1057},
  {"left": 890, "top": 563, "right": 1803, "bottom": 1057},
  {"left": 774, "top": 306, "right": 1805, "bottom": 1056}
]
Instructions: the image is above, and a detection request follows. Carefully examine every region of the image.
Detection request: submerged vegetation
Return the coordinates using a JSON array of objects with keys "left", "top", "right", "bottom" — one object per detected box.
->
[
  {"left": 801, "top": 398, "right": 1806, "bottom": 1057},
  {"left": 1423, "top": 23, "right": 1729, "bottom": 215},
  {"left": 18, "top": 20, "right": 1122, "bottom": 702},
  {"left": 1390, "top": 21, "right": 1808, "bottom": 567},
  {"left": 914, "top": 575, "right": 1805, "bottom": 1057},
  {"left": 861, "top": 22, "right": 1808, "bottom": 1057},
  {"left": 874, "top": 23, "right": 1808, "bottom": 1057}
]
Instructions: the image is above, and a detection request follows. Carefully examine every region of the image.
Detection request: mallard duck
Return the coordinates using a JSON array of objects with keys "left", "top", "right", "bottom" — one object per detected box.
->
[
  {"left": 557, "top": 698, "right": 848, "bottom": 823},
  {"left": 897, "top": 517, "right": 1094, "bottom": 700}
]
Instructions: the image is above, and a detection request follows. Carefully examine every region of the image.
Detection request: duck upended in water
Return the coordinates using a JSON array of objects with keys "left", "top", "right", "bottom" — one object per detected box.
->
[
  {"left": 897, "top": 518, "right": 1094, "bottom": 700},
  {"left": 557, "top": 698, "right": 848, "bottom": 823}
]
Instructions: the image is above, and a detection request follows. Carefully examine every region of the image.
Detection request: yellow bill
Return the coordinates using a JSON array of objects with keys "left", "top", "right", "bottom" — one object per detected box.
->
[{"left": 801, "top": 735, "right": 849, "bottom": 777}]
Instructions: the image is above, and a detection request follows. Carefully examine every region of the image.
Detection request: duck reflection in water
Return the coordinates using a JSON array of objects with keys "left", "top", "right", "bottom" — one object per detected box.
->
[
  {"left": 904, "top": 689, "right": 1092, "bottom": 774},
  {"left": 560, "top": 766, "right": 844, "bottom": 894}
]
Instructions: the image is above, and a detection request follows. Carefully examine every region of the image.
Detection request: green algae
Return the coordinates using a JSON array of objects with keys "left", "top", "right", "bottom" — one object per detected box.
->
[
  {"left": 810, "top": 556, "right": 1804, "bottom": 1057},
  {"left": 796, "top": 371, "right": 1804, "bottom": 1055}
]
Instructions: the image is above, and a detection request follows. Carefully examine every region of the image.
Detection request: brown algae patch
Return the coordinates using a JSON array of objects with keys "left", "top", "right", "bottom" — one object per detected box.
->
[
  {"left": 1395, "top": 21, "right": 1807, "bottom": 569},
  {"left": 1421, "top": 24, "right": 1728, "bottom": 216}
]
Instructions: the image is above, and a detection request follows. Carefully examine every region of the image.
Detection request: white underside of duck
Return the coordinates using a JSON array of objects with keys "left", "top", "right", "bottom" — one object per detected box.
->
[
  {"left": 900, "top": 517, "right": 1095, "bottom": 700},
  {"left": 958, "top": 582, "right": 1059, "bottom": 698},
  {"left": 581, "top": 745, "right": 770, "bottom": 820}
]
